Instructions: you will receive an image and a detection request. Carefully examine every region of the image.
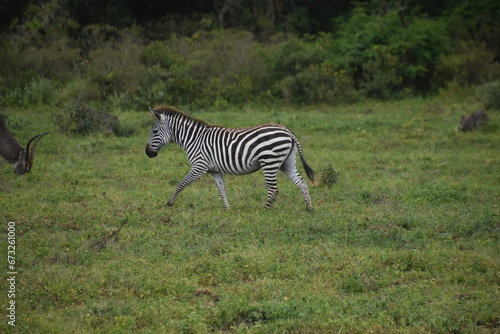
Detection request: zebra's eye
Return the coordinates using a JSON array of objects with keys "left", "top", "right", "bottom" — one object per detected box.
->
[{"left": 153, "top": 129, "right": 159, "bottom": 135}]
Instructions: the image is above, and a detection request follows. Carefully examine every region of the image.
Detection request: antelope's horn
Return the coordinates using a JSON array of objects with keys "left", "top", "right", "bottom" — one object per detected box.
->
[{"left": 26, "top": 132, "right": 49, "bottom": 163}]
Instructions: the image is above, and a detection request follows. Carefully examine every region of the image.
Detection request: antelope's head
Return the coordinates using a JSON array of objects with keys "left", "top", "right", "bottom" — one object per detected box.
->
[
  {"left": 1, "top": 117, "right": 49, "bottom": 175},
  {"left": 13, "top": 132, "right": 49, "bottom": 175}
]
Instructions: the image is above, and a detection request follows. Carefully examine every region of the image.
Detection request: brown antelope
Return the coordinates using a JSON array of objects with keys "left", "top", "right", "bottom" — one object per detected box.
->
[
  {"left": 459, "top": 110, "right": 489, "bottom": 132},
  {"left": 0, "top": 117, "right": 48, "bottom": 175}
]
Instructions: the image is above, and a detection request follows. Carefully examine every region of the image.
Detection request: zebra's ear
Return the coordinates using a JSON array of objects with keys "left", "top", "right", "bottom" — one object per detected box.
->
[{"left": 149, "top": 107, "right": 161, "bottom": 121}]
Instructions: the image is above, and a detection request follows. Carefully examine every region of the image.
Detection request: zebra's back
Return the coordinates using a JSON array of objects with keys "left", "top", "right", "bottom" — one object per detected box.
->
[{"left": 199, "top": 124, "right": 294, "bottom": 175}]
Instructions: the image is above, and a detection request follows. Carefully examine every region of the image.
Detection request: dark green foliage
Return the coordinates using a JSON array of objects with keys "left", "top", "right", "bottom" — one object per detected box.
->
[
  {"left": 66, "top": 0, "right": 134, "bottom": 28},
  {"left": 0, "top": 0, "right": 498, "bottom": 109},
  {"left": 330, "top": 7, "right": 452, "bottom": 98},
  {"left": 0, "top": 0, "right": 81, "bottom": 90},
  {"left": 262, "top": 36, "right": 339, "bottom": 105},
  {"left": 445, "top": 0, "right": 500, "bottom": 59},
  {"left": 83, "top": 25, "right": 147, "bottom": 100},
  {"left": 3, "top": 77, "right": 56, "bottom": 107},
  {"left": 140, "top": 30, "right": 264, "bottom": 107},
  {"left": 435, "top": 40, "right": 500, "bottom": 88}
]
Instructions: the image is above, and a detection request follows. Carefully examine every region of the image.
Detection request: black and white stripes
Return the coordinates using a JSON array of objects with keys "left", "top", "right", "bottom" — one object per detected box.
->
[{"left": 145, "top": 106, "right": 314, "bottom": 211}]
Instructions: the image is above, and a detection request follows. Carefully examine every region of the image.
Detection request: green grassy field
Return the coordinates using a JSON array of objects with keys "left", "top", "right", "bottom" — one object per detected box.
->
[{"left": 1, "top": 95, "right": 499, "bottom": 333}]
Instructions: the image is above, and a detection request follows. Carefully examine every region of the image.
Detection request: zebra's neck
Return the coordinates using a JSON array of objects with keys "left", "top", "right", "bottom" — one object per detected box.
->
[
  {"left": 154, "top": 105, "right": 210, "bottom": 152},
  {"left": 167, "top": 113, "right": 208, "bottom": 151}
]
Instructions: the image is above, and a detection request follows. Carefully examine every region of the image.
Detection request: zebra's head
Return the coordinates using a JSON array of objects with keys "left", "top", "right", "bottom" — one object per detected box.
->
[{"left": 145, "top": 107, "right": 170, "bottom": 158}]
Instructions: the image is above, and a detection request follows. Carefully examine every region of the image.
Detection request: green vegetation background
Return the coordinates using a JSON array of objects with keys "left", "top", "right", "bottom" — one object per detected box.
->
[
  {"left": 1, "top": 0, "right": 499, "bottom": 333},
  {"left": 0, "top": 0, "right": 499, "bottom": 110}
]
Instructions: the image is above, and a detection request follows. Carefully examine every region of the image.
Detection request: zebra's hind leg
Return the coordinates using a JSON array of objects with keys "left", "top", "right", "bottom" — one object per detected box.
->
[
  {"left": 280, "top": 150, "right": 314, "bottom": 212},
  {"left": 210, "top": 172, "right": 230, "bottom": 210},
  {"left": 262, "top": 168, "right": 279, "bottom": 209}
]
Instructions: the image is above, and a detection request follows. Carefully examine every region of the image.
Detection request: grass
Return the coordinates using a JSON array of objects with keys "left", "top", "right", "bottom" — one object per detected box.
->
[{"left": 1, "top": 94, "right": 499, "bottom": 333}]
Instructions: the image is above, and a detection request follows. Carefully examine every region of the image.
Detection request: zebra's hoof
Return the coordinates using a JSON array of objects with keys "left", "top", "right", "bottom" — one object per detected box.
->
[
  {"left": 166, "top": 201, "right": 174, "bottom": 207},
  {"left": 306, "top": 207, "right": 315, "bottom": 213}
]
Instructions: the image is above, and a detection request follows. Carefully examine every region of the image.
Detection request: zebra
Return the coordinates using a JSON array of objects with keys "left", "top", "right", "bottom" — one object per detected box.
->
[{"left": 145, "top": 106, "right": 314, "bottom": 211}]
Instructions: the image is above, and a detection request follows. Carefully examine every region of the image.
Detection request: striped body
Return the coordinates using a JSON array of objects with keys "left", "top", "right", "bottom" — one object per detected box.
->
[{"left": 145, "top": 106, "right": 314, "bottom": 211}]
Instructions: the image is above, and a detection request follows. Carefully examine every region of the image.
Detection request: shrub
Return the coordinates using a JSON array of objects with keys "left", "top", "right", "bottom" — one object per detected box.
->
[
  {"left": 138, "top": 61, "right": 200, "bottom": 107},
  {"left": 141, "top": 30, "right": 264, "bottom": 107},
  {"left": 477, "top": 81, "right": 500, "bottom": 109},
  {"left": 2, "top": 88, "right": 24, "bottom": 108},
  {"left": 319, "top": 165, "right": 339, "bottom": 188},
  {"left": 55, "top": 93, "right": 137, "bottom": 136},
  {"left": 57, "top": 96, "right": 118, "bottom": 135},
  {"left": 85, "top": 27, "right": 147, "bottom": 101},
  {"left": 436, "top": 40, "right": 500, "bottom": 88},
  {"left": 263, "top": 36, "right": 339, "bottom": 104},
  {"left": 330, "top": 6, "right": 452, "bottom": 98},
  {"left": 112, "top": 122, "right": 137, "bottom": 137},
  {"left": 263, "top": 37, "right": 327, "bottom": 84},
  {"left": 56, "top": 79, "right": 92, "bottom": 108},
  {"left": 1, "top": 0, "right": 498, "bottom": 110},
  {"left": 2, "top": 77, "right": 56, "bottom": 107},
  {"left": 23, "top": 77, "right": 57, "bottom": 106}
]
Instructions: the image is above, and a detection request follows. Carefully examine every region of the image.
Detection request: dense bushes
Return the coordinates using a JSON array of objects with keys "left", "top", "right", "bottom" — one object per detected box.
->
[
  {"left": 328, "top": 8, "right": 453, "bottom": 98},
  {"left": 0, "top": 0, "right": 80, "bottom": 89},
  {"left": 140, "top": 30, "right": 264, "bottom": 107},
  {"left": 85, "top": 26, "right": 147, "bottom": 100},
  {"left": 263, "top": 36, "right": 341, "bottom": 105},
  {"left": 436, "top": 40, "right": 500, "bottom": 88},
  {"left": 0, "top": 0, "right": 499, "bottom": 111}
]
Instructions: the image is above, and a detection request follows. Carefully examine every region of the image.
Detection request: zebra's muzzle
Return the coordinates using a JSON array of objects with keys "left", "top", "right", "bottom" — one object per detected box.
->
[{"left": 145, "top": 145, "right": 158, "bottom": 158}]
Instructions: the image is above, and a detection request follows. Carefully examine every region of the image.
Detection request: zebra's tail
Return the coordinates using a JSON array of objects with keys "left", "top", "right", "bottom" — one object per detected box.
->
[
  {"left": 289, "top": 131, "right": 315, "bottom": 184},
  {"left": 300, "top": 154, "right": 315, "bottom": 184}
]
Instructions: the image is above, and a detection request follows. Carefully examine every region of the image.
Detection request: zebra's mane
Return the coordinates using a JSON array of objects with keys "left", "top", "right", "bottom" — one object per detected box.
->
[{"left": 154, "top": 105, "right": 210, "bottom": 127}]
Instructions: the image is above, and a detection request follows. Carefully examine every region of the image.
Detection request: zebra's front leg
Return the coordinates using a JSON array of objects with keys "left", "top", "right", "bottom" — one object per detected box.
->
[
  {"left": 210, "top": 172, "right": 230, "bottom": 210},
  {"left": 167, "top": 169, "right": 205, "bottom": 207}
]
